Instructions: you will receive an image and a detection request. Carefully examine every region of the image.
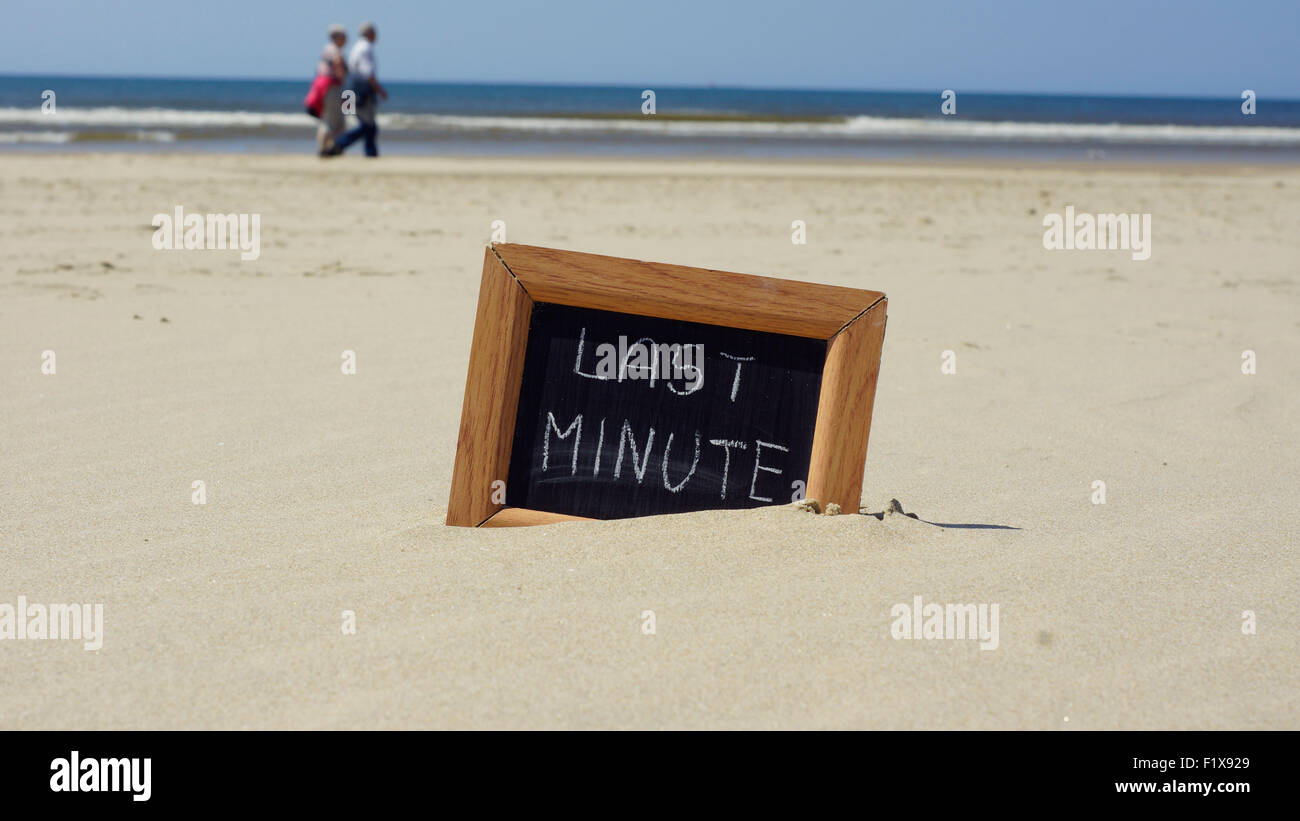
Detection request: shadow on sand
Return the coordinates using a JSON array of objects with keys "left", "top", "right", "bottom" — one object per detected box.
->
[
  {"left": 918, "top": 520, "right": 1022, "bottom": 531},
  {"left": 863, "top": 499, "right": 1022, "bottom": 531}
]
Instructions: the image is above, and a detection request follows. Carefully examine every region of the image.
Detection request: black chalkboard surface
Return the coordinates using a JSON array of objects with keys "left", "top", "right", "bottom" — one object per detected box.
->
[{"left": 506, "top": 302, "right": 826, "bottom": 519}]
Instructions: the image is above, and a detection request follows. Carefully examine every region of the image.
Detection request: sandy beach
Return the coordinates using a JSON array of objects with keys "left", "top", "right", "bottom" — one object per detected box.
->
[{"left": 0, "top": 153, "right": 1296, "bottom": 729}]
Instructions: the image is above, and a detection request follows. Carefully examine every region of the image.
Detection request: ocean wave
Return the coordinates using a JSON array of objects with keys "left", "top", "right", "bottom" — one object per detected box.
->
[
  {"left": 1, "top": 106, "right": 1299, "bottom": 146},
  {"left": 0, "top": 130, "right": 73, "bottom": 143},
  {"left": 0, "top": 128, "right": 176, "bottom": 143},
  {"left": 0, "top": 106, "right": 310, "bottom": 129},
  {"left": 840, "top": 116, "right": 1300, "bottom": 146},
  {"left": 407, "top": 113, "right": 1300, "bottom": 145}
]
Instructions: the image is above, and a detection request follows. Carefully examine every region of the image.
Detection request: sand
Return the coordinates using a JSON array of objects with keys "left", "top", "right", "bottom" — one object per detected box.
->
[{"left": 0, "top": 153, "right": 1296, "bottom": 729}]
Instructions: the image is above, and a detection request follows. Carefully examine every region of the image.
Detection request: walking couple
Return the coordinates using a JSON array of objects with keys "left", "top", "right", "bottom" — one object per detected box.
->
[{"left": 304, "top": 21, "right": 388, "bottom": 157}]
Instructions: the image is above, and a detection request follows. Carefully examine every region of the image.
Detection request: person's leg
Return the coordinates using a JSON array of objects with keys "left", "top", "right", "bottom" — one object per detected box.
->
[
  {"left": 323, "top": 87, "right": 345, "bottom": 150},
  {"left": 363, "top": 120, "right": 379, "bottom": 157},
  {"left": 334, "top": 95, "right": 374, "bottom": 154},
  {"left": 357, "top": 97, "right": 378, "bottom": 157},
  {"left": 333, "top": 120, "right": 365, "bottom": 152}
]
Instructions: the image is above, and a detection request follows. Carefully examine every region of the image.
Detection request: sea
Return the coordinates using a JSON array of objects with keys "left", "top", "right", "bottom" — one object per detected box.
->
[{"left": 3, "top": 75, "right": 1299, "bottom": 163}]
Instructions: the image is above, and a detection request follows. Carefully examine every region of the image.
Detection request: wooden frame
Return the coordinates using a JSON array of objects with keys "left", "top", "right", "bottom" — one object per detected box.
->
[{"left": 446, "top": 244, "right": 887, "bottom": 527}]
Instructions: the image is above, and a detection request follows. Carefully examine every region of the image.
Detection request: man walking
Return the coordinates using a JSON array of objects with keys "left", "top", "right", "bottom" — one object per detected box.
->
[{"left": 332, "top": 21, "right": 387, "bottom": 157}]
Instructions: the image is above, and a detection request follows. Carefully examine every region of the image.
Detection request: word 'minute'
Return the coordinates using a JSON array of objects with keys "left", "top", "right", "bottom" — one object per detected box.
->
[
  {"left": 891, "top": 595, "right": 999, "bottom": 650},
  {"left": 152, "top": 206, "right": 261, "bottom": 261},
  {"left": 1042, "top": 206, "right": 1151, "bottom": 261},
  {"left": 543, "top": 412, "right": 790, "bottom": 501},
  {"left": 0, "top": 596, "right": 103, "bottom": 650},
  {"left": 50, "top": 751, "right": 151, "bottom": 802}
]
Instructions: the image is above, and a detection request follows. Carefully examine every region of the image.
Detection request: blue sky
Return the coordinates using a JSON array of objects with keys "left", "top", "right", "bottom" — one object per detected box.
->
[{"left": 8, "top": 0, "right": 1298, "bottom": 96}]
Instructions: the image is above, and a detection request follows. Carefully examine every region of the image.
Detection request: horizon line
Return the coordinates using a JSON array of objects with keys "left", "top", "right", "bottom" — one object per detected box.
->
[{"left": 1, "top": 71, "right": 1296, "bottom": 104}]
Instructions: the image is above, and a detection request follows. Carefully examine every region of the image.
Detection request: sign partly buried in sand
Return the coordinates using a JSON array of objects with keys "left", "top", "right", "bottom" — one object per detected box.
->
[{"left": 446, "top": 244, "right": 887, "bottom": 527}]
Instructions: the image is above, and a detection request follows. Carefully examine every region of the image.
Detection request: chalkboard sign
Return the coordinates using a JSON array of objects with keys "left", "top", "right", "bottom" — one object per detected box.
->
[
  {"left": 447, "top": 244, "right": 887, "bottom": 527},
  {"left": 507, "top": 303, "right": 826, "bottom": 519}
]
